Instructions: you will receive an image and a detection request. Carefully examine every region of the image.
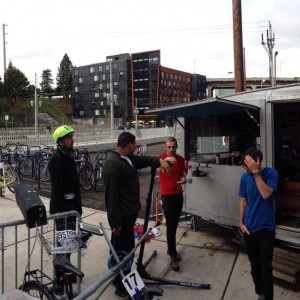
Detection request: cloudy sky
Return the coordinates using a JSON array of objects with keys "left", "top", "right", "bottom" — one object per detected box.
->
[{"left": 1, "top": 0, "right": 300, "bottom": 85}]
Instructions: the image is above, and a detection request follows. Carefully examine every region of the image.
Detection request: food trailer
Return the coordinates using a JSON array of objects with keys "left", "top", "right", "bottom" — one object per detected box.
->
[{"left": 151, "top": 84, "right": 300, "bottom": 251}]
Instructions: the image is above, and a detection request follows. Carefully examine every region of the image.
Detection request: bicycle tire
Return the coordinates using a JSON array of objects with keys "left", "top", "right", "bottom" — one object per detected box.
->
[
  {"left": 39, "top": 160, "right": 51, "bottom": 182},
  {"left": 5, "top": 166, "right": 20, "bottom": 193},
  {"left": 19, "top": 156, "right": 33, "bottom": 176},
  {"left": 92, "top": 163, "right": 104, "bottom": 191},
  {"left": 19, "top": 280, "right": 54, "bottom": 300},
  {"left": 79, "top": 165, "right": 93, "bottom": 191}
]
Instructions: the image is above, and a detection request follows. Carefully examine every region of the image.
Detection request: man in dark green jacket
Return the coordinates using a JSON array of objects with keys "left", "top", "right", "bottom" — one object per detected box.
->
[{"left": 103, "top": 132, "right": 174, "bottom": 299}]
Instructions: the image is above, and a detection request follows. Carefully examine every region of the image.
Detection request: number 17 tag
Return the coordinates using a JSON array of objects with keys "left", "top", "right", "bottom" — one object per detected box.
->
[{"left": 122, "top": 269, "right": 145, "bottom": 297}]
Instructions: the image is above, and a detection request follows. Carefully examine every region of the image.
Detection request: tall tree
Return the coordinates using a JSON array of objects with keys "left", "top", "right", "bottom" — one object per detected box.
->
[
  {"left": 4, "top": 61, "right": 30, "bottom": 103},
  {"left": 40, "top": 69, "right": 54, "bottom": 97},
  {"left": 56, "top": 54, "right": 73, "bottom": 101}
]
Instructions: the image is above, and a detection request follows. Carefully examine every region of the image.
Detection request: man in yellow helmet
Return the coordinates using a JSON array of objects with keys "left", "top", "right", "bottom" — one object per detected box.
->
[{"left": 49, "top": 125, "right": 82, "bottom": 292}]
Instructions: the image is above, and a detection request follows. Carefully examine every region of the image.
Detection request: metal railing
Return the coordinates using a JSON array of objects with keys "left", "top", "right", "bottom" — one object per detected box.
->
[
  {"left": 0, "top": 127, "right": 174, "bottom": 147},
  {"left": 0, "top": 211, "right": 81, "bottom": 294}
]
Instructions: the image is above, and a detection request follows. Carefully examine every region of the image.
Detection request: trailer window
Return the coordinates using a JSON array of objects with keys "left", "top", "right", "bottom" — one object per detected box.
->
[{"left": 186, "top": 112, "right": 260, "bottom": 163}]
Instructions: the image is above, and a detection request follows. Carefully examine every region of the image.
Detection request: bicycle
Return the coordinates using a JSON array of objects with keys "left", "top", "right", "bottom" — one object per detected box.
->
[
  {"left": 79, "top": 150, "right": 108, "bottom": 192},
  {"left": 0, "top": 160, "right": 20, "bottom": 194},
  {"left": 18, "top": 221, "right": 160, "bottom": 299}
]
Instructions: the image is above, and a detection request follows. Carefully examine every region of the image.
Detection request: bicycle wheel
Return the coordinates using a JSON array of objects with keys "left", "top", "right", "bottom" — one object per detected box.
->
[
  {"left": 91, "top": 163, "right": 104, "bottom": 191},
  {"left": 39, "top": 160, "right": 51, "bottom": 182},
  {"left": 79, "top": 165, "right": 93, "bottom": 191},
  {"left": 19, "top": 156, "right": 33, "bottom": 176},
  {"left": 5, "top": 166, "right": 20, "bottom": 193},
  {"left": 19, "top": 280, "right": 53, "bottom": 300}
]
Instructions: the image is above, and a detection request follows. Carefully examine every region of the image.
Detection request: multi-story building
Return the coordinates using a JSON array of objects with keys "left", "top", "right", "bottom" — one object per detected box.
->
[
  {"left": 72, "top": 50, "right": 206, "bottom": 126},
  {"left": 72, "top": 53, "right": 131, "bottom": 124}
]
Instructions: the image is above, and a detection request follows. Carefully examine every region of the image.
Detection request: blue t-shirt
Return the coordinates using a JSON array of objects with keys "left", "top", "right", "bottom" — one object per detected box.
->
[{"left": 238, "top": 167, "right": 278, "bottom": 233}]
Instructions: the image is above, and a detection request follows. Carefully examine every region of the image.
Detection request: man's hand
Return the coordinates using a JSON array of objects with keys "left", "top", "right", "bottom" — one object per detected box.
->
[
  {"left": 159, "top": 159, "right": 172, "bottom": 175},
  {"left": 239, "top": 223, "right": 250, "bottom": 235},
  {"left": 164, "top": 156, "right": 177, "bottom": 165},
  {"left": 112, "top": 226, "right": 122, "bottom": 235},
  {"left": 244, "top": 155, "right": 260, "bottom": 173}
]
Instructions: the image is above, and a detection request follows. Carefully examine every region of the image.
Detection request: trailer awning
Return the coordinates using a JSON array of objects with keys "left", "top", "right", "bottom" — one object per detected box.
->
[{"left": 149, "top": 97, "right": 260, "bottom": 117}]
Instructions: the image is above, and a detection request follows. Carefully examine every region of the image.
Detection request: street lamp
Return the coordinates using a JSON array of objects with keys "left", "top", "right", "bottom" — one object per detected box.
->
[
  {"left": 107, "top": 93, "right": 117, "bottom": 130},
  {"left": 134, "top": 98, "right": 139, "bottom": 129},
  {"left": 30, "top": 73, "right": 42, "bottom": 135},
  {"left": 107, "top": 60, "right": 118, "bottom": 130},
  {"left": 4, "top": 115, "right": 9, "bottom": 129}
]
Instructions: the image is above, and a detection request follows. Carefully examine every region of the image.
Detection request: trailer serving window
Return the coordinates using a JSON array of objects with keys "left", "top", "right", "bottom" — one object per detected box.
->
[{"left": 150, "top": 97, "right": 260, "bottom": 165}]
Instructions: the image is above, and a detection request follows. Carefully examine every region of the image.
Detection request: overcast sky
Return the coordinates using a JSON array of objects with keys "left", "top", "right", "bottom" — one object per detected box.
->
[{"left": 1, "top": 0, "right": 300, "bottom": 85}]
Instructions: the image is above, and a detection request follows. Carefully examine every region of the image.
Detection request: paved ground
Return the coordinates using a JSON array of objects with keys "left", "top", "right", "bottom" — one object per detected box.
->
[{"left": 0, "top": 188, "right": 298, "bottom": 299}]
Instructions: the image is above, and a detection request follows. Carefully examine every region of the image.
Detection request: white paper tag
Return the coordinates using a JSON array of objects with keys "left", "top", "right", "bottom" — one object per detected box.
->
[{"left": 122, "top": 269, "right": 145, "bottom": 297}]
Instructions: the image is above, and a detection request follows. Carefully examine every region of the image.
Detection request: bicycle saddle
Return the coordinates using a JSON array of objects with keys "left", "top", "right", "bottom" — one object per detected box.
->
[{"left": 53, "top": 254, "right": 84, "bottom": 278}]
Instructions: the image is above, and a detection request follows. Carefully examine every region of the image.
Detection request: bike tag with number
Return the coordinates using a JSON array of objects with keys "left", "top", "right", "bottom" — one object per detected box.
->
[{"left": 122, "top": 269, "right": 145, "bottom": 297}]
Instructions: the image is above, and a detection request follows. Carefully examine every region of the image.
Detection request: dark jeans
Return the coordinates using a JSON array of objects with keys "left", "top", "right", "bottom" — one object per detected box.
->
[
  {"left": 111, "top": 214, "right": 138, "bottom": 292},
  {"left": 244, "top": 229, "right": 275, "bottom": 300},
  {"left": 162, "top": 193, "right": 183, "bottom": 256}
]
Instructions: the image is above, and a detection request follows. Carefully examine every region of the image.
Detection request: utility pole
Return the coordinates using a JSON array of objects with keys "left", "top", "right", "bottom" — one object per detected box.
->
[
  {"left": 232, "top": 0, "right": 245, "bottom": 93},
  {"left": 261, "top": 21, "right": 276, "bottom": 86},
  {"left": 2, "top": 24, "right": 7, "bottom": 80},
  {"left": 107, "top": 59, "right": 117, "bottom": 130}
]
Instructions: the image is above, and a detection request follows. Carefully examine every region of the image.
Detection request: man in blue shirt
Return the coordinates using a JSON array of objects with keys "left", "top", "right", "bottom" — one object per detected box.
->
[{"left": 239, "top": 147, "right": 278, "bottom": 300}]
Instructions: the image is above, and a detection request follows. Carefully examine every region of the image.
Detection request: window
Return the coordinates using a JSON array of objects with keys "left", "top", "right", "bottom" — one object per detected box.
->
[
  {"left": 114, "top": 82, "right": 119, "bottom": 87},
  {"left": 105, "top": 64, "right": 110, "bottom": 71},
  {"left": 80, "top": 111, "right": 84, "bottom": 116},
  {"left": 99, "top": 65, "right": 103, "bottom": 72},
  {"left": 75, "top": 87, "right": 79, "bottom": 92},
  {"left": 79, "top": 77, "right": 83, "bottom": 84},
  {"left": 94, "top": 75, "right": 99, "bottom": 81},
  {"left": 100, "top": 101, "right": 104, "bottom": 106},
  {"left": 95, "top": 110, "right": 100, "bottom": 116},
  {"left": 90, "top": 67, "right": 95, "bottom": 73},
  {"left": 99, "top": 83, "right": 103, "bottom": 90},
  {"left": 95, "top": 92, "right": 100, "bottom": 98},
  {"left": 102, "top": 74, "right": 106, "bottom": 81},
  {"left": 120, "top": 71, "right": 125, "bottom": 77},
  {"left": 74, "top": 69, "right": 79, "bottom": 76},
  {"left": 113, "top": 63, "right": 118, "bottom": 70}
]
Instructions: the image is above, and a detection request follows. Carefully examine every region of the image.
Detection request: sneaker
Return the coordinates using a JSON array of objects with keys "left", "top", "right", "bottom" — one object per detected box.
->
[
  {"left": 114, "top": 289, "right": 131, "bottom": 299},
  {"left": 170, "top": 257, "right": 180, "bottom": 271},
  {"left": 167, "top": 251, "right": 181, "bottom": 261}
]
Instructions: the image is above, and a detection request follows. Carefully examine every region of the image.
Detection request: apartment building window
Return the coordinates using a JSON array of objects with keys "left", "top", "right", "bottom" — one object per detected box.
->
[
  {"left": 95, "top": 110, "right": 100, "bottom": 116},
  {"left": 80, "top": 111, "right": 84, "bottom": 116},
  {"left": 99, "top": 65, "right": 103, "bottom": 72},
  {"left": 114, "top": 82, "right": 119, "bottom": 87},
  {"left": 99, "top": 83, "right": 103, "bottom": 90},
  {"left": 90, "top": 67, "right": 95, "bottom": 73},
  {"left": 75, "top": 86, "right": 79, "bottom": 92},
  {"left": 105, "top": 64, "right": 110, "bottom": 71},
  {"left": 106, "top": 83, "right": 110, "bottom": 89},
  {"left": 103, "top": 74, "right": 106, "bottom": 81},
  {"left": 95, "top": 92, "right": 100, "bottom": 98},
  {"left": 113, "top": 63, "right": 118, "bottom": 70},
  {"left": 100, "top": 101, "right": 104, "bottom": 106},
  {"left": 94, "top": 75, "right": 99, "bottom": 81},
  {"left": 120, "top": 71, "right": 125, "bottom": 78},
  {"left": 74, "top": 69, "right": 79, "bottom": 76},
  {"left": 79, "top": 77, "right": 83, "bottom": 83}
]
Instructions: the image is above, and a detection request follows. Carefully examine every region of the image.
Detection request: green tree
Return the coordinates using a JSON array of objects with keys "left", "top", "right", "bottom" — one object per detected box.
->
[
  {"left": 56, "top": 54, "right": 73, "bottom": 101},
  {"left": 40, "top": 69, "right": 54, "bottom": 97},
  {"left": 3, "top": 61, "right": 30, "bottom": 103}
]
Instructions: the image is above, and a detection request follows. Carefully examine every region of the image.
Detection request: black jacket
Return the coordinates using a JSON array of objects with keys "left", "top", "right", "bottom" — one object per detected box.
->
[
  {"left": 48, "top": 148, "right": 82, "bottom": 215},
  {"left": 103, "top": 151, "right": 160, "bottom": 228}
]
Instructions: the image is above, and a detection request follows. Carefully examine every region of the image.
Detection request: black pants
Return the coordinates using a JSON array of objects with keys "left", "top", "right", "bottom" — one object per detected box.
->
[
  {"left": 111, "top": 214, "right": 138, "bottom": 292},
  {"left": 244, "top": 229, "right": 275, "bottom": 300},
  {"left": 162, "top": 193, "right": 183, "bottom": 256}
]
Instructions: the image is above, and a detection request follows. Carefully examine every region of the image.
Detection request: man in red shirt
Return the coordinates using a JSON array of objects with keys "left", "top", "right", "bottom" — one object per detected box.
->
[{"left": 158, "top": 137, "right": 186, "bottom": 271}]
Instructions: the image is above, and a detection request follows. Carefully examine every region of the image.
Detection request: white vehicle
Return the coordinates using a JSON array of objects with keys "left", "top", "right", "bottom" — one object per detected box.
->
[{"left": 151, "top": 84, "right": 300, "bottom": 250}]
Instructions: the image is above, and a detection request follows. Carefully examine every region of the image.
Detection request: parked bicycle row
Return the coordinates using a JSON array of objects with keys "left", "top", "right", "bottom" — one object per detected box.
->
[{"left": 0, "top": 142, "right": 148, "bottom": 195}]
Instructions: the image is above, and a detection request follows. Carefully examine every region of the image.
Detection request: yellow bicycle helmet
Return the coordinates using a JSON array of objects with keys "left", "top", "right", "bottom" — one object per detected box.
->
[{"left": 53, "top": 125, "right": 74, "bottom": 143}]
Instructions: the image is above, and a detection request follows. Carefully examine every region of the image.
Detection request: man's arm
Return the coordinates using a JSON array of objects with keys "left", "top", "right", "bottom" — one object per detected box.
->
[{"left": 239, "top": 197, "right": 249, "bottom": 235}]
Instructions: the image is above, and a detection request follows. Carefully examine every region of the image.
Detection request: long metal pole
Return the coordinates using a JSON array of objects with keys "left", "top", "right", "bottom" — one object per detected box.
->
[
  {"left": 109, "top": 60, "right": 114, "bottom": 130},
  {"left": 3, "top": 24, "right": 7, "bottom": 79},
  {"left": 34, "top": 73, "right": 38, "bottom": 134}
]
